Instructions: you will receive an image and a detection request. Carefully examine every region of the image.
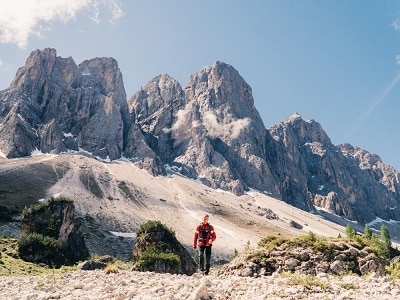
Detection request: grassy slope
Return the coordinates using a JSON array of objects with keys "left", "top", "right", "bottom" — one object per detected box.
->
[{"left": 0, "top": 237, "right": 76, "bottom": 277}]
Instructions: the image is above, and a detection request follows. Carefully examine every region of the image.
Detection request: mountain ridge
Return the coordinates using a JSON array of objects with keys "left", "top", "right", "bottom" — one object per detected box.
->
[{"left": 0, "top": 48, "right": 399, "bottom": 227}]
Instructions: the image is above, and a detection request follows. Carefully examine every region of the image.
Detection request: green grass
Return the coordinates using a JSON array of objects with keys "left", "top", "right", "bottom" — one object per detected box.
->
[
  {"left": 258, "top": 231, "right": 389, "bottom": 260},
  {"left": 133, "top": 247, "right": 180, "bottom": 271},
  {"left": 22, "top": 197, "right": 73, "bottom": 216},
  {"left": 0, "top": 237, "right": 134, "bottom": 276},
  {"left": 281, "top": 271, "right": 329, "bottom": 290},
  {"left": 0, "top": 237, "right": 76, "bottom": 276}
]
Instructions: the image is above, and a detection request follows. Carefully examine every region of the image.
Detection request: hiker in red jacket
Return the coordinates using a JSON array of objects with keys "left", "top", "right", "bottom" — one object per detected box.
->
[{"left": 193, "top": 214, "right": 216, "bottom": 275}]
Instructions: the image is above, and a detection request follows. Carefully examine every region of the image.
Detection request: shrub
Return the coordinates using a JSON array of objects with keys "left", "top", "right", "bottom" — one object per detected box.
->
[
  {"left": 104, "top": 264, "right": 119, "bottom": 274},
  {"left": 18, "top": 233, "right": 64, "bottom": 267},
  {"left": 258, "top": 235, "right": 286, "bottom": 250},
  {"left": 23, "top": 197, "right": 73, "bottom": 216},
  {"left": 46, "top": 213, "right": 62, "bottom": 239},
  {"left": 137, "top": 220, "right": 176, "bottom": 239},
  {"left": 386, "top": 262, "right": 400, "bottom": 279},
  {"left": 231, "top": 248, "right": 239, "bottom": 261},
  {"left": 281, "top": 271, "right": 329, "bottom": 290},
  {"left": 133, "top": 247, "right": 180, "bottom": 271}
]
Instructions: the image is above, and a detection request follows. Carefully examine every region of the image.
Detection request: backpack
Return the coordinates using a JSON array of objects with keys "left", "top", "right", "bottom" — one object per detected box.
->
[{"left": 198, "top": 223, "right": 211, "bottom": 245}]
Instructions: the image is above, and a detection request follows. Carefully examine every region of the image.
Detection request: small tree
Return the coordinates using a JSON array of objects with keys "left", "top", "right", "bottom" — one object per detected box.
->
[
  {"left": 364, "top": 224, "right": 373, "bottom": 240},
  {"left": 380, "top": 224, "right": 391, "bottom": 259},
  {"left": 345, "top": 224, "right": 356, "bottom": 239}
]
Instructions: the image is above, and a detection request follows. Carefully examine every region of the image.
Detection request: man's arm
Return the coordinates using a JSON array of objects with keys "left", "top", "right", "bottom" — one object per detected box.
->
[{"left": 210, "top": 225, "right": 216, "bottom": 242}]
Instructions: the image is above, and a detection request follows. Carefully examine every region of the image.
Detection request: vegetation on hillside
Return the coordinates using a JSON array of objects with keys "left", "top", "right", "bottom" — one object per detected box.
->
[
  {"left": 0, "top": 237, "right": 74, "bottom": 276},
  {"left": 132, "top": 220, "right": 181, "bottom": 272},
  {"left": 18, "top": 197, "right": 87, "bottom": 267},
  {"left": 345, "top": 223, "right": 393, "bottom": 259},
  {"left": 22, "top": 197, "right": 73, "bottom": 216}
]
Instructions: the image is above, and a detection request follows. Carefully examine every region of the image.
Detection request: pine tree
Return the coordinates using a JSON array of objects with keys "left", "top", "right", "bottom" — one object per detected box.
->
[
  {"left": 364, "top": 224, "right": 372, "bottom": 239},
  {"left": 380, "top": 224, "right": 391, "bottom": 258},
  {"left": 345, "top": 224, "right": 355, "bottom": 238}
]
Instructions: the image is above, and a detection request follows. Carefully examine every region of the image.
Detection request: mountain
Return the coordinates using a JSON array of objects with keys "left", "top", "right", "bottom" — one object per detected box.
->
[{"left": 1, "top": 48, "right": 400, "bottom": 228}]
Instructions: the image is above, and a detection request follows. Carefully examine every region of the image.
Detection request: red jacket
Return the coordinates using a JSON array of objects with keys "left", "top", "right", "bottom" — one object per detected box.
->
[{"left": 193, "top": 222, "right": 216, "bottom": 248}]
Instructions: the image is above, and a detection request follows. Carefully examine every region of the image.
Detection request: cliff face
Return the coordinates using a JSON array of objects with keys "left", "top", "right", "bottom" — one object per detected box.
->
[
  {"left": 1, "top": 48, "right": 130, "bottom": 160},
  {"left": 1, "top": 49, "right": 400, "bottom": 225},
  {"left": 268, "top": 113, "right": 400, "bottom": 223}
]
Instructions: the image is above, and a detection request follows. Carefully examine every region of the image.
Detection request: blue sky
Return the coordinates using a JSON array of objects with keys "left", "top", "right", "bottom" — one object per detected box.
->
[{"left": 1, "top": 1, "right": 400, "bottom": 170}]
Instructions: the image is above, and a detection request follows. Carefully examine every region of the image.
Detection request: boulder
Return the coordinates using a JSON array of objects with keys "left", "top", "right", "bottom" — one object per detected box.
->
[
  {"left": 132, "top": 220, "right": 197, "bottom": 275},
  {"left": 21, "top": 197, "right": 89, "bottom": 264}
]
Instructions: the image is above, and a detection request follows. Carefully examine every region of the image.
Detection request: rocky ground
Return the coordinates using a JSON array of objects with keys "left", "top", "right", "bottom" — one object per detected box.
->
[{"left": 0, "top": 268, "right": 399, "bottom": 300}]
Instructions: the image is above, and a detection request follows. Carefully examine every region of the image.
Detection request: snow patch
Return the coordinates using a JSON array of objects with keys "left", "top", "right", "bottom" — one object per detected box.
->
[
  {"left": 164, "top": 164, "right": 183, "bottom": 173},
  {"left": 110, "top": 231, "right": 136, "bottom": 238},
  {"left": 31, "top": 147, "right": 44, "bottom": 156},
  {"left": 81, "top": 67, "right": 91, "bottom": 76},
  {"left": 368, "top": 217, "right": 400, "bottom": 226},
  {"left": 63, "top": 132, "right": 74, "bottom": 138}
]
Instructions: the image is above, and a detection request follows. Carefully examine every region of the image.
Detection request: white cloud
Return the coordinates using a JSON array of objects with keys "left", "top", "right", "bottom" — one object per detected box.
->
[
  {"left": 0, "top": 0, "right": 124, "bottom": 49},
  {"left": 396, "top": 54, "right": 400, "bottom": 65},
  {"left": 351, "top": 71, "right": 400, "bottom": 134},
  {"left": 393, "top": 19, "right": 400, "bottom": 31}
]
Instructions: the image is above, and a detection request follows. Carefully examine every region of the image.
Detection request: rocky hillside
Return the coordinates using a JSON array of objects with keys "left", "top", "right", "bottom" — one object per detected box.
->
[{"left": 1, "top": 48, "right": 400, "bottom": 226}]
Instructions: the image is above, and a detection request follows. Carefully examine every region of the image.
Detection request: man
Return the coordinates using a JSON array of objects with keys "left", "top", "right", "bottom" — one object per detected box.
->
[{"left": 193, "top": 214, "right": 216, "bottom": 275}]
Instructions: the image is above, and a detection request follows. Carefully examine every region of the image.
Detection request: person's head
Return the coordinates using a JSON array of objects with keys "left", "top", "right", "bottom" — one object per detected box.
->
[{"left": 202, "top": 214, "right": 209, "bottom": 224}]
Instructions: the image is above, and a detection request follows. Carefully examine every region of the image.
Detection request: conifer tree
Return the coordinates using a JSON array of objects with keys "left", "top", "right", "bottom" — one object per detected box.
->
[
  {"left": 345, "top": 224, "right": 355, "bottom": 238},
  {"left": 380, "top": 224, "right": 391, "bottom": 258},
  {"left": 364, "top": 224, "right": 372, "bottom": 239}
]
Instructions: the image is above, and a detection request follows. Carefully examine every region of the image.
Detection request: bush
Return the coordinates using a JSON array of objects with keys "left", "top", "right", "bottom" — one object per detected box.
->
[
  {"left": 137, "top": 220, "right": 176, "bottom": 238},
  {"left": 386, "top": 262, "right": 400, "bottom": 279},
  {"left": 104, "top": 264, "right": 119, "bottom": 274},
  {"left": 18, "top": 233, "right": 65, "bottom": 267},
  {"left": 23, "top": 197, "right": 73, "bottom": 216},
  {"left": 134, "top": 247, "right": 180, "bottom": 271}
]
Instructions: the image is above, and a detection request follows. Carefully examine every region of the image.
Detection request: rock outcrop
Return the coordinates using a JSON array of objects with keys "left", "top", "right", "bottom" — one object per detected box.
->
[
  {"left": 21, "top": 197, "right": 89, "bottom": 264},
  {"left": 132, "top": 220, "right": 197, "bottom": 275},
  {"left": 220, "top": 235, "right": 390, "bottom": 277}
]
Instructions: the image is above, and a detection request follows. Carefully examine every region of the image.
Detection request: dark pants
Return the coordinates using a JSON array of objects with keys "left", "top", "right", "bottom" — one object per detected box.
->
[{"left": 199, "top": 245, "right": 212, "bottom": 272}]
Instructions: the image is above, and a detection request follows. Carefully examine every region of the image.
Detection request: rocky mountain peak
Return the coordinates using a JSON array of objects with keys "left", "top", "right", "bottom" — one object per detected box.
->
[
  {"left": 0, "top": 48, "right": 129, "bottom": 160},
  {"left": 1, "top": 50, "right": 400, "bottom": 226},
  {"left": 78, "top": 56, "right": 126, "bottom": 102},
  {"left": 270, "top": 112, "right": 332, "bottom": 147},
  {"left": 185, "top": 61, "right": 256, "bottom": 120}
]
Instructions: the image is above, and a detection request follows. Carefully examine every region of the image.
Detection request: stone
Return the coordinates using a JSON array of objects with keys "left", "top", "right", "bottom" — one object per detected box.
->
[
  {"left": 132, "top": 220, "right": 197, "bottom": 275},
  {"left": 21, "top": 197, "right": 89, "bottom": 264}
]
